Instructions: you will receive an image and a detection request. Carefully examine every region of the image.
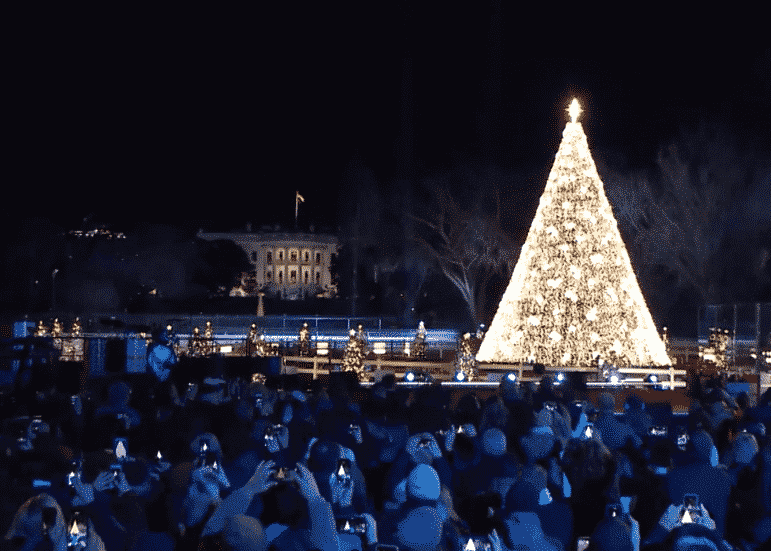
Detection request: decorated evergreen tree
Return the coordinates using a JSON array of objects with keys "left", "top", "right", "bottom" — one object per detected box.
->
[
  {"left": 454, "top": 332, "right": 479, "bottom": 380},
  {"left": 342, "top": 329, "right": 367, "bottom": 379},
  {"left": 478, "top": 100, "right": 671, "bottom": 367}
]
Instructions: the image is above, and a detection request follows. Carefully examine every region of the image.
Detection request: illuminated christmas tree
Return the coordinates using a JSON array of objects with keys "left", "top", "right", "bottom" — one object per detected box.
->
[{"left": 477, "top": 100, "right": 671, "bottom": 367}]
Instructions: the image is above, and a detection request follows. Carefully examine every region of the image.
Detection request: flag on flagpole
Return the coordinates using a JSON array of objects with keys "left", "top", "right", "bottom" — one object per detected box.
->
[{"left": 295, "top": 191, "right": 305, "bottom": 224}]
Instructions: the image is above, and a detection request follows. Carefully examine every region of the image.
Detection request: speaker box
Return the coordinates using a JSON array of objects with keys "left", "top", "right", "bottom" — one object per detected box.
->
[
  {"left": 176, "top": 356, "right": 213, "bottom": 385},
  {"left": 254, "top": 356, "right": 281, "bottom": 377},
  {"left": 105, "top": 338, "right": 126, "bottom": 373},
  {"left": 223, "top": 357, "right": 256, "bottom": 379},
  {"left": 56, "top": 361, "right": 87, "bottom": 395}
]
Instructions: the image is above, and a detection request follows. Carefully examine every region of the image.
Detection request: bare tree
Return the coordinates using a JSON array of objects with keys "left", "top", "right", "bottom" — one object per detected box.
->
[
  {"left": 409, "top": 186, "right": 518, "bottom": 325},
  {"left": 604, "top": 119, "right": 771, "bottom": 307}
]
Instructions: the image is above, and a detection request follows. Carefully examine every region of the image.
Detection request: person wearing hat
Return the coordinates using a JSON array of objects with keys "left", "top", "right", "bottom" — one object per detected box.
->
[
  {"left": 454, "top": 428, "right": 520, "bottom": 519},
  {"left": 519, "top": 407, "right": 560, "bottom": 464},
  {"left": 503, "top": 464, "right": 572, "bottom": 550},
  {"left": 643, "top": 500, "right": 728, "bottom": 550},
  {"left": 665, "top": 429, "right": 732, "bottom": 538},
  {"left": 261, "top": 462, "right": 340, "bottom": 551},
  {"left": 501, "top": 496, "right": 564, "bottom": 551},
  {"left": 561, "top": 436, "right": 619, "bottom": 542},
  {"left": 622, "top": 394, "right": 652, "bottom": 440},
  {"left": 587, "top": 515, "right": 635, "bottom": 551},
  {"left": 4, "top": 492, "right": 107, "bottom": 551},
  {"left": 306, "top": 440, "right": 372, "bottom": 522},
  {"left": 384, "top": 431, "right": 452, "bottom": 508},
  {"left": 593, "top": 393, "right": 641, "bottom": 451},
  {"left": 379, "top": 463, "right": 447, "bottom": 551}
]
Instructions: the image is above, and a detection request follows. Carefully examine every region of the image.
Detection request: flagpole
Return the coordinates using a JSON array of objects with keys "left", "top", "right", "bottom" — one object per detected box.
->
[{"left": 295, "top": 191, "right": 305, "bottom": 230}]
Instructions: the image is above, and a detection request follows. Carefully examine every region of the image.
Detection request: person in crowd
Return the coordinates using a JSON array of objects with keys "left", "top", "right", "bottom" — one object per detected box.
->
[
  {"left": 379, "top": 463, "right": 453, "bottom": 551},
  {"left": 622, "top": 395, "right": 653, "bottom": 440},
  {"left": 642, "top": 499, "right": 732, "bottom": 550},
  {"left": 665, "top": 429, "right": 732, "bottom": 538},
  {"left": 501, "top": 513, "right": 560, "bottom": 551},
  {"left": 594, "top": 393, "right": 642, "bottom": 451},
  {"left": 92, "top": 381, "right": 142, "bottom": 432},
  {"left": 561, "top": 435, "right": 619, "bottom": 540},
  {"left": 4, "top": 492, "right": 106, "bottom": 551},
  {"left": 504, "top": 463, "right": 573, "bottom": 550},
  {"left": 519, "top": 406, "right": 560, "bottom": 465},
  {"left": 454, "top": 428, "right": 520, "bottom": 518},
  {"left": 306, "top": 439, "right": 372, "bottom": 519},
  {"left": 259, "top": 462, "right": 340, "bottom": 551},
  {"left": 384, "top": 431, "right": 452, "bottom": 509}
]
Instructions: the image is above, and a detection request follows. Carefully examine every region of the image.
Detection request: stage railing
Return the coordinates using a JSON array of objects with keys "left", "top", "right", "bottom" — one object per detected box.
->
[{"left": 281, "top": 355, "right": 688, "bottom": 387}]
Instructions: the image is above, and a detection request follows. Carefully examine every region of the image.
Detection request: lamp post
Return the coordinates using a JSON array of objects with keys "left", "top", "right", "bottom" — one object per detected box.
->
[{"left": 51, "top": 268, "right": 59, "bottom": 312}]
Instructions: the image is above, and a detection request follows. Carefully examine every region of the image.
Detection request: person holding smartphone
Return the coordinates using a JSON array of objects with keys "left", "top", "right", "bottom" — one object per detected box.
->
[{"left": 4, "top": 493, "right": 106, "bottom": 551}]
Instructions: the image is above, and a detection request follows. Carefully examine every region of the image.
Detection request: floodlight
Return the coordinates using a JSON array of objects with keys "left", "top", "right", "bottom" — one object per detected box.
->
[
  {"left": 403, "top": 370, "right": 435, "bottom": 384},
  {"left": 607, "top": 369, "right": 623, "bottom": 385},
  {"left": 505, "top": 372, "right": 517, "bottom": 383},
  {"left": 645, "top": 373, "right": 664, "bottom": 391},
  {"left": 454, "top": 371, "right": 466, "bottom": 382},
  {"left": 555, "top": 372, "right": 565, "bottom": 385}
]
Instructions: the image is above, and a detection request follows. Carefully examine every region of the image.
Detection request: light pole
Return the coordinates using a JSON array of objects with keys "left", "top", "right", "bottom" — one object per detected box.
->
[{"left": 51, "top": 268, "right": 59, "bottom": 312}]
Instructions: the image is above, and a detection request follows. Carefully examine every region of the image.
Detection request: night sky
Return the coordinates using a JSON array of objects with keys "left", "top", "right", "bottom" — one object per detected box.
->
[{"left": 6, "top": 8, "right": 769, "bottom": 234}]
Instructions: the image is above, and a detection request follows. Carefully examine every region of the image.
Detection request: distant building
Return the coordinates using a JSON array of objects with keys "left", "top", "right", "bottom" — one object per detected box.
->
[{"left": 196, "top": 229, "right": 339, "bottom": 300}]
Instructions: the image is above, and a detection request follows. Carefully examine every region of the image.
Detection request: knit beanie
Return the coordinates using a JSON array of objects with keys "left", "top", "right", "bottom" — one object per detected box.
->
[
  {"left": 591, "top": 517, "right": 633, "bottom": 551},
  {"left": 520, "top": 426, "right": 557, "bottom": 463},
  {"left": 505, "top": 479, "right": 541, "bottom": 513},
  {"left": 308, "top": 440, "right": 341, "bottom": 474},
  {"left": 481, "top": 428, "right": 507, "bottom": 457},
  {"left": 395, "top": 505, "right": 443, "bottom": 551},
  {"left": 406, "top": 464, "right": 441, "bottom": 502},
  {"left": 598, "top": 392, "right": 615, "bottom": 412},
  {"left": 690, "top": 430, "right": 717, "bottom": 465},
  {"left": 108, "top": 381, "right": 131, "bottom": 406},
  {"left": 731, "top": 432, "right": 759, "bottom": 466}
]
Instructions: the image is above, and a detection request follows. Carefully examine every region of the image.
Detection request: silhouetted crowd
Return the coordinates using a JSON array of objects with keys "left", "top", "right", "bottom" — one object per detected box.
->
[{"left": 2, "top": 352, "right": 771, "bottom": 551}]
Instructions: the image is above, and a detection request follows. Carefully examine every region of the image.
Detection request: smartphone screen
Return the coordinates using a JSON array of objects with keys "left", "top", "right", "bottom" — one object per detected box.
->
[
  {"left": 649, "top": 426, "right": 667, "bottom": 437},
  {"left": 68, "top": 513, "right": 88, "bottom": 548},
  {"left": 110, "top": 463, "right": 122, "bottom": 483},
  {"left": 583, "top": 424, "right": 594, "bottom": 439},
  {"left": 113, "top": 438, "right": 128, "bottom": 461},
  {"left": 337, "top": 518, "right": 366, "bottom": 533},
  {"left": 336, "top": 459, "right": 351, "bottom": 481},
  {"left": 684, "top": 494, "right": 699, "bottom": 510},
  {"left": 465, "top": 537, "right": 492, "bottom": 551},
  {"left": 577, "top": 537, "right": 590, "bottom": 551},
  {"left": 606, "top": 503, "right": 622, "bottom": 519}
]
